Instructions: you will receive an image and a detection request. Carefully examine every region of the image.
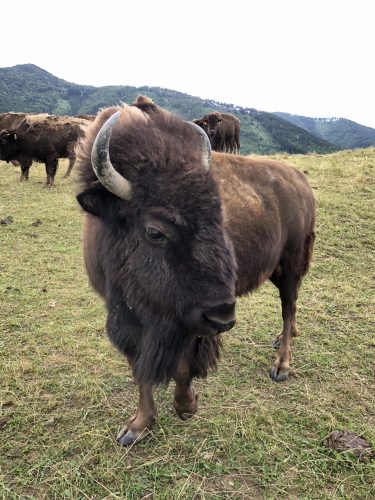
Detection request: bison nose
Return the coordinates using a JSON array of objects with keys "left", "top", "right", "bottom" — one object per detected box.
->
[{"left": 203, "top": 302, "right": 236, "bottom": 333}]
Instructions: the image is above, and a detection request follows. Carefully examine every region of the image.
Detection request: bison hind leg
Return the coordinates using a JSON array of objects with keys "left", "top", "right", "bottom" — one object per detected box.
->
[
  {"left": 273, "top": 323, "right": 300, "bottom": 349},
  {"left": 269, "top": 260, "right": 303, "bottom": 381},
  {"left": 63, "top": 157, "right": 75, "bottom": 178}
]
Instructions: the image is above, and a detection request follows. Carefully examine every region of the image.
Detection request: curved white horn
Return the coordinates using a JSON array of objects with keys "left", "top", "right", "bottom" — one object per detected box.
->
[
  {"left": 91, "top": 111, "right": 133, "bottom": 200},
  {"left": 186, "top": 121, "right": 211, "bottom": 171}
]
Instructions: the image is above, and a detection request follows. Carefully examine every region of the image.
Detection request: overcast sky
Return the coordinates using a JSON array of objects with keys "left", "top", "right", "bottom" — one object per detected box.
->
[{"left": 2, "top": 0, "right": 375, "bottom": 127}]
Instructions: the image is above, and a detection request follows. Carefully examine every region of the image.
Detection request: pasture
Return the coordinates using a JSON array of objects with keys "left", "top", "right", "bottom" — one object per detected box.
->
[{"left": 1, "top": 149, "right": 374, "bottom": 498}]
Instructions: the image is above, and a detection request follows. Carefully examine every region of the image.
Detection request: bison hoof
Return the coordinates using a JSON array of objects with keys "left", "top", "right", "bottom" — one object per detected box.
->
[
  {"left": 179, "top": 411, "right": 195, "bottom": 421},
  {"left": 116, "top": 427, "right": 150, "bottom": 447},
  {"left": 174, "top": 403, "right": 198, "bottom": 420},
  {"left": 273, "top": 338, "right": 281, "bottom": 350},
  {"left": 173, "top": 388, "right": 198, "bottom": 420},
  {"left": 270, "top": 366, "right": 289, "bottom": 382}
]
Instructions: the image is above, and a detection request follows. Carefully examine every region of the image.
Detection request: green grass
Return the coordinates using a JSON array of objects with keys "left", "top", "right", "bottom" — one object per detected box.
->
[{"left": 1, "top": 150, "right": 374, "bottom": 499}]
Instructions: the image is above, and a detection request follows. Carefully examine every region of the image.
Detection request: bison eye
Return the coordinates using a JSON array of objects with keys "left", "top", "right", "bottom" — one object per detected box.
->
[{"left": 145, "top": 226, "right": 167, "bottom": 244}]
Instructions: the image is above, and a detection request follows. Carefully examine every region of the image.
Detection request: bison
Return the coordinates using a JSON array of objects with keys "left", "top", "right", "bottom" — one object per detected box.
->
[
  {"left": 194, "top": 112, "right": 241, "bottom": 153},
  {"left": 76, "top": 96, "right": 315, "bottom": 446},
  {"left": 0, "top": 113, "right": 89, "bottom": 185}
]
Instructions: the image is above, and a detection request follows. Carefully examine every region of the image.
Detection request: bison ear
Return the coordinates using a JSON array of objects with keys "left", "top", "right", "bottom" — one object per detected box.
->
[{"left": 76, "top": 186, "right": 112, "bottom": 216}]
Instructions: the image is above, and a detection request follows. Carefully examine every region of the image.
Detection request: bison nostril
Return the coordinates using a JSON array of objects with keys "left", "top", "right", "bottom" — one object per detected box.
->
[
  {"left": 203, "top": 302, "right": 236, "bottom": 333},
  {"left": 203, "top": 314, "right": 236, "bottom": 333}
]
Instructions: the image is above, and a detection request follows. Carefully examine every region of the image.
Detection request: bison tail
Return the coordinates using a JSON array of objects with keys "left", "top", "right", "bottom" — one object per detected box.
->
[{"left": 302, "top": 231, "right": 315, "bottom": 277}]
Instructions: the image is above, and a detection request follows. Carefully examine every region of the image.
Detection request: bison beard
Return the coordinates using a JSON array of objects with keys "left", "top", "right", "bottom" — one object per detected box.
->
[
  {"left": 106, "top": 283, "right": 223, "bottom": 385},
  {"left": 77, "top": 95, "right": 315, "bottom": 446}
]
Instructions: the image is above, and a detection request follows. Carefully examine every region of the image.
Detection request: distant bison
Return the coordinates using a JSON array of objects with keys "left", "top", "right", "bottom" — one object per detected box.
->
[
  {"left": 194, "top": 112, "right": 240, "bottom": 154},
  {"left": 76, "top": 96, "right": 315, "bottom": 446},
  {"left": 0, "top": 113, "right": 90, "bottom": 186}
]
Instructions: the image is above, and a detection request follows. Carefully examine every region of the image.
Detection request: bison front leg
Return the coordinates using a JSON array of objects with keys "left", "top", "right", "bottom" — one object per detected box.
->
[
  {"left": 19, "top": 158, "right": 32, "bottom": 181},
  {"left": 45, "top": 158, "right": 58, "bottom": 187},
  {"left": 117, "top": 381, "right": 157, "bottom": 446},
  {"left": 173, "top": 359, "right": 198, "bottom": 420}
]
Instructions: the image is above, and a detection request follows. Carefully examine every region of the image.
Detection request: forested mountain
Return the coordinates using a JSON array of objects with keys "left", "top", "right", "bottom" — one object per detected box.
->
[
  {"left": 0, "top": 64, "right": 339, "bottom": 155},
  {"left": 274, "top": 112, "right": 375, "bottom": 149}
]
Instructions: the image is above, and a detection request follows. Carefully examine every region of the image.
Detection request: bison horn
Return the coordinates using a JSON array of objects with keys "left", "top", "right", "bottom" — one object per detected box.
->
[
  {"left": 186, "top": 121, "right": 211, "bottom": 171},
  {"left": 91, "top": 110, "right": 133, "bottom": 200}
]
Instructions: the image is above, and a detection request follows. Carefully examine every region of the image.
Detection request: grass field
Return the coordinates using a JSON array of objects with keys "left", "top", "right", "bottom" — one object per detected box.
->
[{"left": 1, "top": 149, "right": 374, "bottom": 499}]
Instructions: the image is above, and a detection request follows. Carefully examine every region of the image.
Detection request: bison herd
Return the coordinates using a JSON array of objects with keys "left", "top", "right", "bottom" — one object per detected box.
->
[
  {"left": 2, "top": 97, "right": 316, "bottom": 447},
  {"left": 0, "top": 110, "right": 240, "bottom": 187}
]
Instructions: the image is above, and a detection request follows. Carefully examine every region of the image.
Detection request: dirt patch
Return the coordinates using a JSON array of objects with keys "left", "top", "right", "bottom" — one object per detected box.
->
[
  {"left": 1, "top": 216, "right": 13, "bottom": 225},
  {"left": 324, "top": 430, "right": 374, "bottom": 460}
]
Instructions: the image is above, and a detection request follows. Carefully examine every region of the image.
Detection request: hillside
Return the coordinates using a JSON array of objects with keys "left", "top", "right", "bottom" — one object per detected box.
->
[
  {"left": 274, "top": 112, "right": 375, "bottom": 149},
  {"left": 0, "top": 64, "right": 338, "bottom": 155},
  {"left": 0, "top": 64, "right": 94, "bottom": 116}
]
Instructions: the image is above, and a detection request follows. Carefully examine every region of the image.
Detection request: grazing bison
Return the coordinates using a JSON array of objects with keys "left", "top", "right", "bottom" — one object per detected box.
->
[
  {"left": 0, "top": 113, "right": 89, "bottom": 185},
  {"left": 77, "top": 96, "right": 315, "bottom": 446},
  {"left": 194, "top": 112, "right": 241, "bottom": 153}
]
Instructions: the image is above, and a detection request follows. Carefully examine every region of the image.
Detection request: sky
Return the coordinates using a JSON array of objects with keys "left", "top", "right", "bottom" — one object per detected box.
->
[{"left": 2, "top": 0, "right": 375, "bottom": 128}]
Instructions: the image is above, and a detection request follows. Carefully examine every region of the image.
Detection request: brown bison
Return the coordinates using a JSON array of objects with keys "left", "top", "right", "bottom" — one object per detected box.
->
[
  {"left": 77, "top": 96, "right": 315, "bottom": 446},
  {"left": 194, "top": 112, "right": 241, "bottom": 153},
  {"left": 0, "top": 113, "right": 89, "bottom": 185}
]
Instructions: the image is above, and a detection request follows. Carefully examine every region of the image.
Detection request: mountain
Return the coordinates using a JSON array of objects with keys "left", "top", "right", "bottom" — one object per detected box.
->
[
  {"left": 0, "top": 64, "right": 95, "bottom": 116},
  {"left": 0, "top": 64, "right": 338, "bottom": 155},
  {"left": 274, "top": 112, "right": 375, "bottom": 149}
]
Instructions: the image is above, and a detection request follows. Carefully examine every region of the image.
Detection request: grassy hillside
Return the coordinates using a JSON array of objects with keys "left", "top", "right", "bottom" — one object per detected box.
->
[
  {"left": 1, "top": 149, "right": 374, "bottom": 498},
  {"left": 0, "top": 64, "right": 337, "bottom": 155},
  {"left": 275, "top": 112, "right": 375, "bottom": 149},
  {"left": 0, "top": 64, "right": 94, "bottom": 116}
]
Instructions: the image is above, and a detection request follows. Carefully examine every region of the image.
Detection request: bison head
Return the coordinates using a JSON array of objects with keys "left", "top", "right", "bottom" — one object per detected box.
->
[
  {"left": 77, "top": 97, "right": 237, "bottom": 385},
  {"left": 0, "top": 130, "right": 18, "bottom": 161},
  {"left": 203, "top": 113, "right": 223, "bottom": 144}
]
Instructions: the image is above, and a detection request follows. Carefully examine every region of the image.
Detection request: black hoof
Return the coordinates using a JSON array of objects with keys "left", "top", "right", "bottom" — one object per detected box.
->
[
  {"left": 116, "top": 428, "right": 148, "bottom": 446},
  {"left": 178, "top": 411, "right": 194, "bottom": 421},
  {"left": 273, "top": 339, "right": 281, "bottom": 350},
  {"left": 116, "top": 429, "right": 138, "bottom": 446},
  {"left": 270, "top": 367, "right": 289, "bottom": 382}
]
